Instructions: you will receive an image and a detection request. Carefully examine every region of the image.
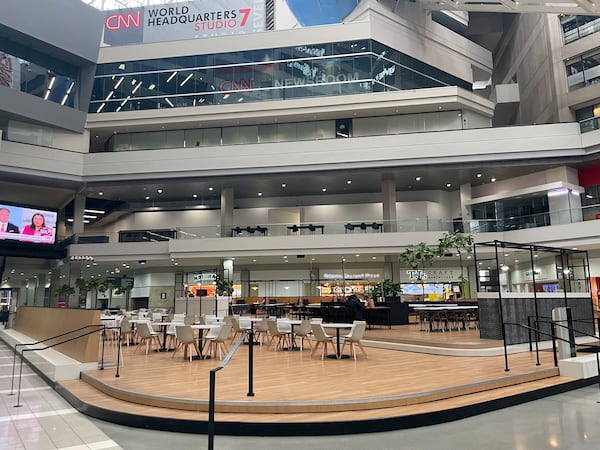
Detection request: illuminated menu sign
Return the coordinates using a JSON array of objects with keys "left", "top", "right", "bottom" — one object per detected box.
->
[{"left": 103, "top": 0, "right": 265, "bottom": 46}]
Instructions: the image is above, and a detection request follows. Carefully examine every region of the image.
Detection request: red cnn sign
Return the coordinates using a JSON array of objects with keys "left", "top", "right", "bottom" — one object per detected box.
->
[{"left": 105, "top": 11, "right": 141, "bottom": 30}]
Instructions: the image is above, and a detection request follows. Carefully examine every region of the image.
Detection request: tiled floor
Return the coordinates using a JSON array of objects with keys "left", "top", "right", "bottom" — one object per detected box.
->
[{"left": 4, "top": 338, "right": 600, "bottom": 449}]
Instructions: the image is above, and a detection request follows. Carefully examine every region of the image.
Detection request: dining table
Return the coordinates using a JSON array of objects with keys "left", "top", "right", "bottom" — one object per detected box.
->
[
  {"left": 321, "top": 322, "right": 354, "bottom": 359},
  {"left": 190, "top": 323, "right": 220, "bottom": 359}
]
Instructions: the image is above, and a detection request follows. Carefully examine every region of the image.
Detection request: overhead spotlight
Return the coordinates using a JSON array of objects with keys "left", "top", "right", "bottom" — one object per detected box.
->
[
  {"left": 138, "top": 260, "right": 146, "bottom": 264},
  {"left": 70, "top": 255, "right": 95, "bottom": 261}
]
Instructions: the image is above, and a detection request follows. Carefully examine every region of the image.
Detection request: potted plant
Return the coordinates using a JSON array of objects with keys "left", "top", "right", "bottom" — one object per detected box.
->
[
  {"left": 215, "top": 274, "right": 234, "bottom": 296},
  {"left": 400, "top": 242, "right": 437, "bottom": 300},
  {"left": 372, "top": 279, "right": 402, "bottom": 298},
  {"left": 437, "top": 231, "right": 474, "bottom": 297},
  {"left": 54, "top": 284, "right": 75, "bottom": 307}
]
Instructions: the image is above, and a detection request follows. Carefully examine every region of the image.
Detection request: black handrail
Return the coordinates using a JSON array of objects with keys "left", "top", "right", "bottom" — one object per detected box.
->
[
  {"left": 208, "top": 329, "right": 253, "bottom": 450},
  {"left": 10, "top": 324, "right": 117, "bottom": 407}
]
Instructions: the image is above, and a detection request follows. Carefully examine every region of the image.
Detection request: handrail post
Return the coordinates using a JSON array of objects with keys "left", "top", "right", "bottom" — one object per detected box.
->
[
  {"left": 100, "top": 325, "right": 106, "bottom": 370},
  {"left": 208, "top": 369, "right": 217, "bottom": 450},
  {"left": 502, "top": 322, "right": 509, "bottom": 372},
  {"left": 247, "top": 329, "right": 254, "bottom": 397},
  {"left": 527, "top": 316, "right": 532, "bottom": 352},
  {"left": 15, "top": 356, "right": 25, "bottom": 407},
  {"left": 551, "top": 322, "right": 558, "bottom": 367},
  {"left": 115, "top": 328, "right": 121, "bottom": 378},
  {"left": 596, "top": 351, "right": 600, "bottom": 394}
]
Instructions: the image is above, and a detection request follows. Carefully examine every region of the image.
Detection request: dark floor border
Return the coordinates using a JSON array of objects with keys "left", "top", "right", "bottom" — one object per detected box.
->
[{"left": 55, "top": 377, "right": 599, "bottom": 436}]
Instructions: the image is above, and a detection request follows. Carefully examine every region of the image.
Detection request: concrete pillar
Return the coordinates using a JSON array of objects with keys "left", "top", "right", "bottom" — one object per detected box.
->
[
  {"left": 382, "top": 178, "right": 397, "bottom": 232},
  {"left": 220, "top": 187, "right": 234, "bottom": 237},
  {"left": 460, "top": 183, "right": 473, "bottom": 232},
  {"left": 240, "top": 269, "right": 250, "bottom": 297},
  {"left": 384, "top": 255, "right": 400, "bottom": 283},
  {"left": 72, "top": 193, "right": 86, "bottom": 238}
]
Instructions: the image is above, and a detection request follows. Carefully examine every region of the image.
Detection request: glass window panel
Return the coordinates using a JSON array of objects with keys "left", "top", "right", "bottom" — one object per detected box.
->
[
  {"left": 131, "top": 131, "right": 162, "bottom": 150},
  {"left": 354, "top": 117, "right": 388, "bottom": 137},
  {"left": 164, "top": 130, "right": 185, "bottom": 148},
  {"left": 277, "top": 123, "right": 297, "bottom": 141},
  {"left": 202, "top": 128, "right": 221, "bottom": 145},
  {"left": 258, "top": 124, "right": 278, "bottom": 143},
  {"left": 185, "top": 129, "right": 203, "bottom": 147},
  {"left": 113, "top": 133, "right": 132, "bottom": 151}
]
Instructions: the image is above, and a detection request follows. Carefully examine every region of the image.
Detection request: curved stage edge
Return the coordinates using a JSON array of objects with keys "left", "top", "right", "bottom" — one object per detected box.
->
[{"left": 56, "top": 378, "right": 594, "bottom": 436}]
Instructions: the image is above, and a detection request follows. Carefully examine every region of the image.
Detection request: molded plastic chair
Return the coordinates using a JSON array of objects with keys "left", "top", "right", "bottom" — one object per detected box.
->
[
  {"left": 266, "top": 319, "right": 290, "bottom": 351},
  {"left": 341, "top": 321, "right": 368, "bottom": 360},
  {"left": 133, "top": 321, "right": 161, "bottom": 355},
  {"left": 172, "top": 325, "right": 200, "bottom": 362},
  {"left": 310, "top": 323, "right": 336, "bottom": 360},
  {"left": 202, "top": 322, "right": 232, "bottom": 360},
  {"left": 294, "top": 319, "right": 313, "bottom": 351},
  {"left": 119, "top": 316, "right": 134, "bottom": 347}
]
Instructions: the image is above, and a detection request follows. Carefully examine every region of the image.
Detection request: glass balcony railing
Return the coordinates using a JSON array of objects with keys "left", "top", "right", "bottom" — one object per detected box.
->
[{"left": 67, "top": 205, "right": 599, "bottom": 244}]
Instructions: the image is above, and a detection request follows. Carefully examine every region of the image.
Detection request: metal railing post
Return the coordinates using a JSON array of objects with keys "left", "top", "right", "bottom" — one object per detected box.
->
[
  {"left": 247, "top": 328, "right": 254, "bottom": 397},
  {"left": 502, "top": 322, "right": 509, "bottom": 372},
  {"left": 208, "top": 368, "right": 218, "bottom": 450}
]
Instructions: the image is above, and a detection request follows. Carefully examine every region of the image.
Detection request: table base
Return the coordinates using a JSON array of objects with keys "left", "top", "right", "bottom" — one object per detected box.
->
[{"left": 326, "top": 354, "right": 350, "bottom": 359}]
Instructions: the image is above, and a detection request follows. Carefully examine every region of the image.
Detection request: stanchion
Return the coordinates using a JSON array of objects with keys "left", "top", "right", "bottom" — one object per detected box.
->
[{"left": 248, "top": 329, "right": 254, "bottom": 397}]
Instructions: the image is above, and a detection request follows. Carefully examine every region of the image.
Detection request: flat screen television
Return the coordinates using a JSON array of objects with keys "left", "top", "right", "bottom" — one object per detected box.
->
[{"left": 0, "top": 201, "right": 58, "bottom": 246}]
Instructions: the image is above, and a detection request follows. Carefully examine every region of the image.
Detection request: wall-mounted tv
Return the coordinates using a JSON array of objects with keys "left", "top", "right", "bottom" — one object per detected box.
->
[{"left": 0, "top": 201, "right": 58, "bottom": 246}]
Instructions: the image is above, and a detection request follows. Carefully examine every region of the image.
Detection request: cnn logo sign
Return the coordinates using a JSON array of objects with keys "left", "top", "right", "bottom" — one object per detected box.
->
[{"left": 105, "top": 11, "right": 141, "bottom": 30}]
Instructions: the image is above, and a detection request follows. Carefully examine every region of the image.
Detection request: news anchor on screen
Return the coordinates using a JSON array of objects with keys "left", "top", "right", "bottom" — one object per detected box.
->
[
  {"left": 0, "top": 207, "right": 19, "bottom": 234},
  {"left": 21, "top": 213, "right": 53, "bottom": 241}
]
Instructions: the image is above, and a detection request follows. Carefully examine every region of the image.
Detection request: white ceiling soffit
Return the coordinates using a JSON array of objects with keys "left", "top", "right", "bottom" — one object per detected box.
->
[{"left": 416, "top": 0, "right": 599, "bottom": 15}]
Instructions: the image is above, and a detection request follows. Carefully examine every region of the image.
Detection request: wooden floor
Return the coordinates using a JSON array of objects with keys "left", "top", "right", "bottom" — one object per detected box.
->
[{"left": 57, "top": 324, "right": 579, "bottom": 430}]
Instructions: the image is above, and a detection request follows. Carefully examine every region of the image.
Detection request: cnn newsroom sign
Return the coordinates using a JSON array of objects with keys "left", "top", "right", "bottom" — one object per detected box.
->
[{"left": 103, "top": 0, "right": 265, "bottom": 46}]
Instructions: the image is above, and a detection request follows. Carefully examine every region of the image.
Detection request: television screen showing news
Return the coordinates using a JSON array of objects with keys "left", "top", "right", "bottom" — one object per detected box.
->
[{"left": 0, "top": 202, "right": 58, "bottom": 245}]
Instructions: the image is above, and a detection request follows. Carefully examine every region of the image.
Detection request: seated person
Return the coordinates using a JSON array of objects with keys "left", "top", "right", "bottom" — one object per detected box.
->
[{"left": 344, "top": 294, "right": 366, "bottom": 321}]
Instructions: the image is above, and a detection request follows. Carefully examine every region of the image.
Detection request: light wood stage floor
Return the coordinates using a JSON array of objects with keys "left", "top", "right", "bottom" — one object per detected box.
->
[{"left": 56, "top": 325, "right": 591, "bottom": 435}]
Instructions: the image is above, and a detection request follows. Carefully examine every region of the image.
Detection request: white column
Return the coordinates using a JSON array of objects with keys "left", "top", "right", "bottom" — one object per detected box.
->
[
  {"left": 220, "top": 187, "right": 234, "bottom": 237},
  {"left": 382, "top": 178, "right": 397, "bottom": 232}
]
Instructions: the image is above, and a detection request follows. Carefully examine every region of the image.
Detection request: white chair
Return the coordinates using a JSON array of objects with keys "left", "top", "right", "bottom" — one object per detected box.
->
[
  {"left": 341, "top": 321, "right": 368, "bottom": 360},
  {"left": 294, "top": 319, "right": 313, "bottom": 351},
  {"left": 202, "top": 322, "right": 232, "bottom": 360},
  {"left": 133, "top": 321, "right": 161, "bottom": 355},
  {"left": 266, "top": 319, "right": 290, "bottom": 351},
  {"left": 310, "top": 323, "right": 336, "bottom": 360},
  {"left": 172, "top": 325, "right": 200, "bottom": 362}
]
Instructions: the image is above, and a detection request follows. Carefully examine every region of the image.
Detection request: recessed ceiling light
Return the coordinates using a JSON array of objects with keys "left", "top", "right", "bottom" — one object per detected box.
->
[
  {"left": 446, "top": 183, "right": 452, "bottom": 188},
  {"left": 283, "top": 256, "right": 287, "bottom": 259},
  {"left": 193, "top": 194, "right": 198, "bottom": 198},
  {"left": 145, "top": 196, "right": 150, "bottom": 200},
  {"left": 355, "top": 254, "right": 360, "bottom": 257},
  {"left": 322, "top": 188, "right": 327, "bottom": 192},
  {"left": 258, "top": 192, "right": 262, "bottom": 196},
  {"left": 98, "top": 192, "right": 104, "bottom": 196},
  {"left": 157, "top": 189, "right": 163, "bottom": 193},
  {"left": 372, "top": 256, "right": 376, "bottom": 260},
  {"left": 208, "top": 187, "right": 213, "bottom": 191},
  {"left": 346, "top": 180, "right": 352, "bottom": 184},
  {"left": 476, "top": 173, "right": 482, "bottom": 178},
  {"left": 281, "top": 183, "right": 286, "bottom": 188},
  {"left": 491, "top": 177, "right": 497, "bottom": 182},
  {"left": 415, "top": 176, "right": 421, "bottom": 181}
]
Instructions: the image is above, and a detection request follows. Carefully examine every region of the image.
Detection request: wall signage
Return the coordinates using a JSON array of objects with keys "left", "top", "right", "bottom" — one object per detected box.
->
[
  {"left": 193, "top": 273, "right": 217, "bottom": 282},
  {"left": 103, "top": 0, "right": 266, "bottom": 46},
  {"left": 323, "top": 273, "right": 380, "bottom": 280},
  {"left": 405, "top": 269, "right": 457, "bottom": 282}
]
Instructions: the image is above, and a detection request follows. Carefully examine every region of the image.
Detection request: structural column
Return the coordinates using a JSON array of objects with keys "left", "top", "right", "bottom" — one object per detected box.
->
[
  {"left": 220, "top": 187, "right": 234, "bottom": 237},
  {"left": 382, "top": 178, "right": 397, "bottom": 232},
  {"left": 72, "top": 193, "right": 86, "bottom": 239}
]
